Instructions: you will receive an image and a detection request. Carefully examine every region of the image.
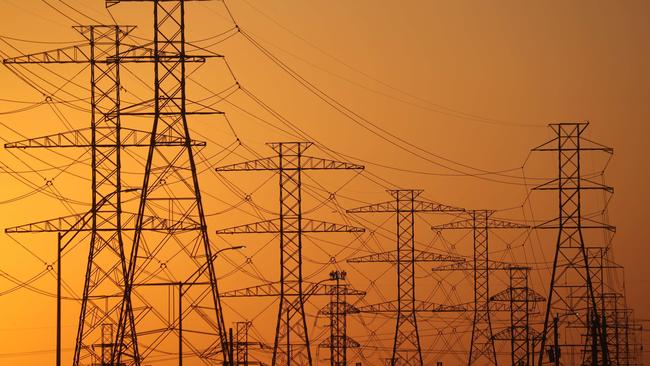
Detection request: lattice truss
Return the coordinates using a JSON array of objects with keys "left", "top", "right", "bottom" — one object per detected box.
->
[{"left": 0, "top": 2, "right": 644, "bottom": 366}]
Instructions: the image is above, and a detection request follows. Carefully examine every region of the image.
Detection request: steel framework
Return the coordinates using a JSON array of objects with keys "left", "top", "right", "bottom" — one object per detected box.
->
[
  {"left": 318, "top": 270, "right": 360, "bottom": 366},
  {"left": 491, "top": 266, "right": 545, "bottom": 366},
  {"left": 431, "top": 210, "right": 528, "bottom": 365},
  {"left": 0, "top": 25, "right": 180, "bottom": 366},
  {"left": 347, "top": 189, "right": 465, "bottom": 366},
  {"left": 105, "top": 0, "right": 230, "bottom": 365},
  {"left": 532, "top": 122, "right": 614, "bottom": 366},
  {"left": 214, "top": 142, "right": 364, "bottom": 366}
]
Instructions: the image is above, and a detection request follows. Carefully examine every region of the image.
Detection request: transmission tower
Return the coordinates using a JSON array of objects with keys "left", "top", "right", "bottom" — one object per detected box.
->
[
  {"left": 233, "top": 321, "right": 266, "bottom": 366},
  {"left": 431, "top": 209, "right": 528, "bottom": 365},
  {"left": 346, "top": 189, "right": 466, "bottom": 366},
  {"left": 318, "top": 270, "right": 360, "bottom": 366},
  {"left": 1, "top": 25, "right": 193, "bottom": 366},
  {"left": 102, "top": 0, "right": 231, "bottom": 365},
  {"left": 490, "top": 266, "right": 545, "bottom": 366},
  {"left": 532, "top": 122, "right": 614, "bottom": 366},
  {"left": 214, "top": 141, "right": 365, "bottom": 366}
]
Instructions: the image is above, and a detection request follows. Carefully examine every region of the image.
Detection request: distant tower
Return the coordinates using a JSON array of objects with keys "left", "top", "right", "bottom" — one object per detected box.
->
[
  {"left": 318, "top": 270, "right": 361, "bottom": 366},
  {"left": 347, "top": 189, "right": 466, "bottom": 366},
  {"left": 215, "top": 142, "right": 365, "bottom": 366}
]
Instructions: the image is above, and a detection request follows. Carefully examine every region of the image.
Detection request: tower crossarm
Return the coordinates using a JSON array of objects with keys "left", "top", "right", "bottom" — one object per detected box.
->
[
  {"left": 3, "top": 44, "right": 92, "bottom": 64},
  {"left": 318, "top": 301, "right": 361, "bottom": 316},
  {"left": 4, "top": 127, "right": 206, "bottom": 149},
  {"left": 319, "top": 337, "right": 361, "bottom": 348},
  {"left": 357, "top": 300, "right": 466, "bottom": 313},
  {"left": 534, "top": 216, "right": 616, "bottom": 231},
  {"left": 531, "top": 123, "right": 613, "bottom": 154},
  {"left": 5, "top": 212, "right": 201, "bottom": 233},
  {"left": 305, "top": 282, "right": 365, "bottom": 298},
  {"left": 432, "top": 218, "right": 529, "bottom": 230},
  {"left": 431, "top": 259, "right": 516, "bottom": 272},
  {"left": 347, "top": 200, "right": 463, "bottom": 214},
  {"left": 216, "top": 218, "right": 364, "bottom": 234},
  {"left": 215, "top": 157, "right": 278, "bottom": 171},
  {"left": 215, "top": 156, "right": 363, "bottom": 172},
  {"left": 490, "top": 288, "right": 546, "bottom": 303},
  {"left": 219, "top": 282, "right": 281, "bottom": 297},
  {"left": 107, "top": 0, "right": 214, "bottom": 6},
  {"left": 219, "top": 281, "right": 365, "bottom": 299},
  {"left": 347, "top": 250, "right": 463, "bottom": 263},
  {"left": 532, "top": 177, "right": 614, "bottom": 193},
  {"left": 299, "top": 156, "right": 364, "bottom": 170},
  {"left": 1, "top": 40, "right": 206, "bottom": 65}
]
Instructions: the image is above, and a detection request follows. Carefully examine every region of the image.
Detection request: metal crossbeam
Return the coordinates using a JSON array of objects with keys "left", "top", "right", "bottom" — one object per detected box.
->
[
  {"left": 348, "top": 250, "right": 463, "bottom": 263},
  {"left": 4, "top": 127, "right": 205, "bottom": 148},
  {"left": 216, "top": 218, "right": 364, "bottom": 234}
]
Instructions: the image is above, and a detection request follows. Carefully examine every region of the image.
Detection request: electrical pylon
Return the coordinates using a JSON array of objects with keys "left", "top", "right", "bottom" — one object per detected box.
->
[
  {"left": 234, "top": 321, "right": 266, "bottom": 366},
  {"left": 431, "top": 210, "right": 528, "bottom": 365},
  {"left": 318, "top": 270, "right": 360, "bottom": 366},
  {"left": 214, "top": 142, "right": 365, "bottom": 366},
  {"left": 490, "top": 266, "right": 545, "bottom": 366},
  {"left": 1, "top": 24, "right": 200, "bottom": 366},
  {"left": 532, "top": 122, "right": 614, "bottom": 366},
  {"left": 346, "top": 189, "right": 466, "bottom": 366},
  {"left": 105, "top": 0, "right": 230, "bottom": 365}
]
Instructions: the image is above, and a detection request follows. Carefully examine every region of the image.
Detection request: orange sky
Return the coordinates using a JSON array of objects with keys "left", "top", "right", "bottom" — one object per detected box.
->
[{"left": 0, "top": 1, "right": 648, "bottom": 365}]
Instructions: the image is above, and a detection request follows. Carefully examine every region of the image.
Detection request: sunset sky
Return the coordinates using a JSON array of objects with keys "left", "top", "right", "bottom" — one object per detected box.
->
[{"left": 0, "top": 1, "right": 648, "bottom": 365}]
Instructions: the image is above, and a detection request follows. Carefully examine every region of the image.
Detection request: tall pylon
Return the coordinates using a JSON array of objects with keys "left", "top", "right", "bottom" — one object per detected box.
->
[
  {"left": 431, "top": 210, "right": 528, "bottom": 365},
  {"left": 1, "top": 25, "right": 179, "bottom": 366},
  {"left": 214, "top": 142, "right": 365, "bottom": 366},
  {"left": 318, "top": 270, "right": 360, "bottom": 366},
  {"left": 106, "top": 0, "right": 230, "bottom": 364},
  {"left": 347, "top": 189, "right": 466, "bottom": 366},
  {"left": 532, "top": 122, "right": 614, "bottom": 366},
  {"left": 491, "top": 266, "right": 545, "bottom": 366}
]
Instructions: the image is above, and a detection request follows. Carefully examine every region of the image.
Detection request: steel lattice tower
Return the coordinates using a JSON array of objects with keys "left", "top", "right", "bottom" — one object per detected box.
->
[
  {"left": 1, "top": 25, "right": 178, "bottom": 366},
  {"left": 318, "top": 270, "right": 360, "bottom": 366},
  {"left": 106, "top": 0, "right": 230, "bottom": 364},
  {"left": 347, "top": 189, "right": 466, "bottom": 366},
  {"left": 214, "top": 142, "right": 365, "bottom": 366},
  {"left": 532, "top": 122, "right": 614, "bottom": 366},
  {"left": 491, "top": 266, "right": 545, "bottom": 366},
  {"left": 235, "top": 321, "right": 252, "bottom": 366},
  {"left": 431, "top": 209, "right": 528, "bottom": 365}
]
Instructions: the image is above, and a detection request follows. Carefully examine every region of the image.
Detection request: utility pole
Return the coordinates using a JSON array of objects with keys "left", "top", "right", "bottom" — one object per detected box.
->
[
  {"left": 318, "top": 270, "right": 361, "bottom": 366},
  {"left": 431, "top": 209, "right": 528, "bottom": 365},
  {"left": 214, "top": 142, "right": 365, "bottom": 366},
  {"left": 532, "top": 123, "right": 613, "bottom": 366},
  {"left": 347, "top": 189, "right": 466, "bottom": 366}
]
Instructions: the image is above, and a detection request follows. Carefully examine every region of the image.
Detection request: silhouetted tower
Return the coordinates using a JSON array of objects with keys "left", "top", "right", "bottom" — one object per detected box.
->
[
  {"left": 214, "top": 142, "right": 364, "bottom": 366},
  {"left": 347, "top": 189, "right": 465, "bottom": 366},
  {"left": 1, "top": 25, "right": 170, "bottom": 366},
  {"left": 104, "top": 0, "right": 230, "bottom": 365},
  {"left": 318, "top": 270, "right": 360, "bottom": 366},
  {"left": 491, "top": 266, "right": 545, "bottom": 366},
  {"left": 532, "top": 122, "right": 614, "bottom": 366},
  {"left": 236, "top": 321, "right": 251, "bottom": 366},
  {"left": 431, "top": 210, "right": 528, "bottom": 365}
]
